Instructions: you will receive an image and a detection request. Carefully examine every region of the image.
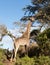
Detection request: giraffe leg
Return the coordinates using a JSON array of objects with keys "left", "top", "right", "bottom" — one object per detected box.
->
[
  {"left": 25, "top": 45, "right": 28, "bottom": 55},
  {"left": 10, "top": 49, "right": 14, "bottom": 62},
  {"left": 13, "top": 46, "right": 19, "bottom": 62},
  {"left": 10, "top": 53, "right": 13, "bottom": 62}
]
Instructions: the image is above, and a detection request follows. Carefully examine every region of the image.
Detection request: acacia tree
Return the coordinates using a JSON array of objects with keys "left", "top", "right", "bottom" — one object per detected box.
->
[{"left": 21, "top": 0, "right": 50, "bottom": 29}]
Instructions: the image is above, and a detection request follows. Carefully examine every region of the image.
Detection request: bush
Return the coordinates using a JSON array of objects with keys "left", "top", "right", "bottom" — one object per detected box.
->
[
  {"left": 35, "top": 55, "right": 50, "bottom": 65},
  {"left": 0, "top": 49, "right": 7, "bottom": 65},
  {"left": 0, "top": 49, "right": 6, "bottom": 61},
  {"left": 15, "top": 55, "right": 50, "bottom": 65},
  {"left": 0, "top": 62, "right": 3, "bottom": 65},
  {"left": 36, "top": 28, "right": 50, "bottom": 56},
  {"left": 15, "top": 55, "right": 35, "bottom": 65}
]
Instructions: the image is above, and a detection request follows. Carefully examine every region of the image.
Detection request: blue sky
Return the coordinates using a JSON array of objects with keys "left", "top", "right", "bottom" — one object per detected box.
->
[{"left": 0, "top": 0, "right": 31, "bottom": 29}]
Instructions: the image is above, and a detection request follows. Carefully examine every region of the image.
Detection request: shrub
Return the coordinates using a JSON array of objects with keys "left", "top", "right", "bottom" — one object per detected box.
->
[
  {"left": 0, "top": 49, "right": 6, "bottom": 61},
  {"left": 35, "top": 55, "right": 50, "bottom": 65},
  {"left": 36, "top": 28, "right": 50, "bottom": 56},
  {"left": 15, "top": 55, "right": 35, "bottom": 65},
  {"left": 0, "top": 49, "right": 7, "bottom": 65},
  {"left": 0, "top": 62, "right": 3, "bottom": 65},
  {"left": 15, "top": 55, "right": 50, "bottom": 65}
]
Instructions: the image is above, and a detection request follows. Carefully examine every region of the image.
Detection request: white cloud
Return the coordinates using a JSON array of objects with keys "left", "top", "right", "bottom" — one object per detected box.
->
[{"left": 0, "top": 35, "right": 14, "bottom": 50}]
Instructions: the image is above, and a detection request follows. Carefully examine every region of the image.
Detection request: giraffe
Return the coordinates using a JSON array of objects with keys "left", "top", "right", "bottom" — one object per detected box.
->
[{"left": 10, "top": 21, "right": 32, "bottom": 62}]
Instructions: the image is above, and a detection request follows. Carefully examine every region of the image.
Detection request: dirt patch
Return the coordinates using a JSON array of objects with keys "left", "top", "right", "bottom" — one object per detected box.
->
[{"left": 2, "top": 59, "right": 15, "bottom": 65}]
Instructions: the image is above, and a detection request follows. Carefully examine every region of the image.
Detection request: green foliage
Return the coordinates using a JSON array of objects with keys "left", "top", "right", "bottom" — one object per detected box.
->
[
  {"left": 15, "top": 55, "right": 35, "bottom": 65},
  {"left": 34, "top": 55, "right": 50, "bottom": 65},
  {"left": 0, "top": 62, "right": 3, "bottom": 65},
  {"left": 0, "top": 49, "right": 6, "bottom": 60},
  {"left": 15, "top": 55, "right": 50, "bottom": 65},
  {"left": 0, "top": 49, "right": 7, "bottom": 65},
  {"left": 37, "top": 28, "right": 50, "bottom": 55}
]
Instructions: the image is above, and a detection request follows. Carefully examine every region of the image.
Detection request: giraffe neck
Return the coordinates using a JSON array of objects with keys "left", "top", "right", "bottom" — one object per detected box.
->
[{"left": 22, "top": 21, "right": 32, "bottom": 39}]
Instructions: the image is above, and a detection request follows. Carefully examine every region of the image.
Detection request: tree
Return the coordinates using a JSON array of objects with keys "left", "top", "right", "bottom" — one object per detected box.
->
[
  {"left": 36, "top": 28, "right": 50, "bottom": 55},
  {"left": 0, "top": 24, "right": 7, "bottom": 41},
  {"left": 21, "top": 0, "right": 50, "bottom": 29}
]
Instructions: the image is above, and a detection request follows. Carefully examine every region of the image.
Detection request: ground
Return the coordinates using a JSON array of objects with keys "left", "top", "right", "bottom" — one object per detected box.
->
[{"left": 2, "top": 59, "right": 15, "bottom": 65}]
